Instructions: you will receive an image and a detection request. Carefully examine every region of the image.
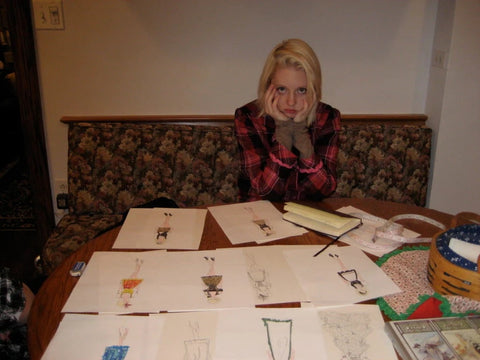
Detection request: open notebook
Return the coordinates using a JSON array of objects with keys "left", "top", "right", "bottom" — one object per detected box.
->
[{"left": 283, "top": 202, "right": 362, "bottom": 238}]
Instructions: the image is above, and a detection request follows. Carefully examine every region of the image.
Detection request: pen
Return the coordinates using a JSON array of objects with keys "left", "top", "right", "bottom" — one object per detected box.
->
[{"left": 313, "top": 237, "right": 339, "bottom": 257}]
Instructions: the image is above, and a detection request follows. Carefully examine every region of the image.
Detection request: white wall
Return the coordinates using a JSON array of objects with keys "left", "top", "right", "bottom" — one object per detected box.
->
[
  {"left": 425, "top": 0, "right": 454, "bottom": 172},
  {"left": 428, "top": 0, "right": 480, "bottom": 214},
  {"left": 32, "top": 0, "right": 479, "bottom": 214}
]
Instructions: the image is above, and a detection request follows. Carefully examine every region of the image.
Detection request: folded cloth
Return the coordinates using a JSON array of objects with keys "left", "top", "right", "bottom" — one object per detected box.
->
[{"left": 449, "top": 237, "right": 480, "bottom": 263}]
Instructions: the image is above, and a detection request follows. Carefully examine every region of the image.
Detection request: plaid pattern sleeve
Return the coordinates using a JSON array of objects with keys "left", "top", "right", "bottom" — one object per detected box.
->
[
  {"left": 234, "top": 100, "right": 340, "bottom": 202},
  {"left": 296, "top": 103, "right": 340, "bottom": 199}
]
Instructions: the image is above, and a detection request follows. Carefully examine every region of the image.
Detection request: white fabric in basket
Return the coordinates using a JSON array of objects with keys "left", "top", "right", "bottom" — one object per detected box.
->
[{"left": 449, "top": 237, "right": 480, "bottom": 263}]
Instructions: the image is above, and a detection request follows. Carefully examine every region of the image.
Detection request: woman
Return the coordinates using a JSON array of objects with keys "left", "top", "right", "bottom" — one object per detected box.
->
[{"left": 234, "top": 39, "right": 341, "bottom": 202}]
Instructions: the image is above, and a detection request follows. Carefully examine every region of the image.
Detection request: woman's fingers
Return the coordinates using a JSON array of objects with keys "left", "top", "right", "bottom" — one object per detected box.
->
[
  {"left": 264, "top": 85, "right": 275, "bottom": 115},
  {"left": 294, "top": 98, "right": 311, "bottom": 123},
  {"left": 265, "top": 84, "right": 292, "bottom": 122}
]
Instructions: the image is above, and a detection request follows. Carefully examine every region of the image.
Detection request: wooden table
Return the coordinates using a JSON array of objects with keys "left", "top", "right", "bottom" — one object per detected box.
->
[{"left": 28, "top": 198, "right": 453, "bottom": 360}]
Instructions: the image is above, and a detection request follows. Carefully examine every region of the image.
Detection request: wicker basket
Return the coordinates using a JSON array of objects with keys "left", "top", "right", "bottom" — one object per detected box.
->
[{"left": 427, "top": 224, "right": 480, "bottom": 300}]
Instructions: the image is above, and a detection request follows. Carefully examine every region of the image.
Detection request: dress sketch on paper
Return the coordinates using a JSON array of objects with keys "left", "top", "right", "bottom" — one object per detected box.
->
[
  {"left": 117, "top": 258, "right": 144, "bottom": 308},
  {"left": 262, "top": 318, "right": 294, "bottom": 360},
  {"left": 201, "top": 257, "right": 223, "bottom": 302},
  {"left": 102, "top": 327, "right": 129, "bottom": 360},
  {"left": 319, "top": 312, "right": 372, "bottom": 360},
  {"left": 183, "top": 321, "right": 212, "bottom": 360},
  {"left": 157, "top": 212, "right": 173, "bottom": 244},
  {"left": 245, "top": 207, "right": 275, "bottom": 236},
  {"left": 245, "top": 252, "right": 271, "bottom": 301},
  {"left": 329, "top": 253, "right": 367, "bottom": 295}
]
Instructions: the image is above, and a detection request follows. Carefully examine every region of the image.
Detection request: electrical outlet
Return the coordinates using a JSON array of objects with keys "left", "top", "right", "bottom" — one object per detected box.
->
[
  {"left": 54, "top": 179, "right": 68, "bottom": 210},
  {"left": 56, "top": 193, "right": 68, "bottom": 209}
]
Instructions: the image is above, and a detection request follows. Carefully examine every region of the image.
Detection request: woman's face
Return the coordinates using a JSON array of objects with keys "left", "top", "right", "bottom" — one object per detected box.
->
[{"left": 271, "top": 66, "right": 309, "bottom": 119}]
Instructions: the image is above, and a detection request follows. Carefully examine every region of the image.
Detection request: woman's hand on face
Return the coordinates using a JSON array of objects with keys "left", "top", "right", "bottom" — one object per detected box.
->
[
  {"left": 265, "top": 84, "right": 289, "bottom": 122},
  {"left": 293, "top": 98, "right": 311, "bottom": 123}
]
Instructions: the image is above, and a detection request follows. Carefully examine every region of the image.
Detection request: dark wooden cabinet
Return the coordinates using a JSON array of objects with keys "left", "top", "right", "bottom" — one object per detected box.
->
[{"left": 0, "top": 0, "right": 54, "bottom": 283}]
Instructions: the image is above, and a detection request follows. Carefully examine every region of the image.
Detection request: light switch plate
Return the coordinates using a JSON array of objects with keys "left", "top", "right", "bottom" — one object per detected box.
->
[{"left": 32, "top": 0, "right": 65, "bottom": 30}]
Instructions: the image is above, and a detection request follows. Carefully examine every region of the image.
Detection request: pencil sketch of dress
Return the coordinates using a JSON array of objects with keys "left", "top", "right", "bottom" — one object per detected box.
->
[
  {"left": 102, "top": 327, "right": 129, "bottom": 360},
  {"left": 246, "top": 252, "right": 271, "bottom": 301},
  {"left": 183, "top": 321, "right": 212, "bottom": 360},
  {"left": 319, "top": 312, "right": 372, "bottom": 360},
  {"left": 262, "top": 318, "right": 293, "bottom": 360}
]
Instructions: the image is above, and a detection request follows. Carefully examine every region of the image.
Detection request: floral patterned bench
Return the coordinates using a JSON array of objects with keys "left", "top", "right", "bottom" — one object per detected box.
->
[{"left": 40, "top": 115, "right": 431, "bottom": 275}]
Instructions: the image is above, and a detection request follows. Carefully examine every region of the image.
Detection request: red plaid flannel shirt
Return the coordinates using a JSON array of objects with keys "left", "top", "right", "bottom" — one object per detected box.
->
[{"left": 234, "top": 100, "right": 340, "bottom": 202}]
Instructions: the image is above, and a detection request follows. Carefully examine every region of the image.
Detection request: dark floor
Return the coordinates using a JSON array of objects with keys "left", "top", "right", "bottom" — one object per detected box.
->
[
  {"left": 0, "top": 157, "right": 45, "bottom": 292},
  {"left": 0, "top": 230, "right": 44, "bottom": 292}
]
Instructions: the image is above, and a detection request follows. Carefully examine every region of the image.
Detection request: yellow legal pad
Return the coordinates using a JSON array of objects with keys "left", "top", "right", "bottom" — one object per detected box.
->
[{"left": 283, "top": 202, "right": 362, "bottom": 238}]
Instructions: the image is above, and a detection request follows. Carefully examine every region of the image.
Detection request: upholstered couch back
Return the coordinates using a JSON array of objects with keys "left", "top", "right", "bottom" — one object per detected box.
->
[
  {"left": 67, "top": 120, "right": 431, "bottom": 212},
  {"left": 68, "top": 122, "right": 240, "bottom": 214}
]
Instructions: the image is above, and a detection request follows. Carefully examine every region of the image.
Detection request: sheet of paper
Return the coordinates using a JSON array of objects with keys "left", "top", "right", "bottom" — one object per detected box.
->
[
  {"left": 336, "top": 205, "right": 420, "bottom": 256},
  {"left": 283, "top": 245, "right": 401, "bottom": 306},
  {"left": 113, "top": 208, "right": 207, "bottom": 250},
  {"left": 155, "top": 249, "right": 256, "bottom": 312},
  {"left": 214, "top": 307, "right": 327, "bottom": 360},
  {"left": 219, "top": 246, "right": 310, "bottom": 305},
  {"left": 62, "top": 251, "right": 169, "bottom": 314},
  {"left": 317, "top": 304, "right": 398, "bottom": 360},
  {"left": 41, "top": 314, "right": 164, "bottom": 360},
  {"left": 153, "top": 311, "right": 219, "bottom": 360},
  {"left": 208, "top": 200, "right": 307, "bottom": 245}
]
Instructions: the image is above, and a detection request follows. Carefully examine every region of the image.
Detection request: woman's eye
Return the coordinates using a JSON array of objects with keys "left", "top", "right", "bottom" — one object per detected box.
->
[
  {"left": 297, "top": 87, "right": 307, "bottom": 95},
  {"left": 276, "top": 86, "right": 286, "bottom": 94}
]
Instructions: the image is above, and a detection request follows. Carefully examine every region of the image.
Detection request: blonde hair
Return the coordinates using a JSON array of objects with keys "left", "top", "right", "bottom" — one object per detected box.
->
[{"left": 257, "top": 39, "right": 322, "bottom": 126}]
